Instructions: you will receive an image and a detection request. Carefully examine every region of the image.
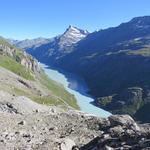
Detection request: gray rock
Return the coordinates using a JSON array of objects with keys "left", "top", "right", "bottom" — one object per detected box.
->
[
  {"left": 108, "top": 125, "right": 124, "bottom": 136},
  {"left": 18, "top": 120, "right": 26, "bottom": 125},
  {"left": 60, "top": 139, "right": 76, "bottom": 150},
  {"left": 108, "top": 115, "right": 140, "bottom": 131}
]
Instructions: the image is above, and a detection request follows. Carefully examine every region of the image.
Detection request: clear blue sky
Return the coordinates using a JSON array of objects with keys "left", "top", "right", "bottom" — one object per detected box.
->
[{"left": 0, "top": 0, "right": 150, "bottom": 40}]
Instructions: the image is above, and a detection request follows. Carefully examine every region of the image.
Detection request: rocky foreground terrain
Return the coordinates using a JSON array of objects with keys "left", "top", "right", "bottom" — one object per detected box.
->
[{"left": 0, "top": 90, "right": 150, "bottom": 150}]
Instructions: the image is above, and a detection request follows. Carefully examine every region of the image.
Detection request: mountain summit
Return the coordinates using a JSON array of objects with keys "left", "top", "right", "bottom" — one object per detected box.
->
[
  {"left": 58, "top": 25, "right": 89, "bottom": 48},
  {"left": 66, "top": 25, "right": 89, "bottom": 35}
]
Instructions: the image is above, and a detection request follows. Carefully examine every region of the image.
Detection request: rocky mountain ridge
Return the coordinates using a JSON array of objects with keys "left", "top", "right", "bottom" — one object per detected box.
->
[{"left": 8, "top": 37, "right": 51, "bottom": 49}]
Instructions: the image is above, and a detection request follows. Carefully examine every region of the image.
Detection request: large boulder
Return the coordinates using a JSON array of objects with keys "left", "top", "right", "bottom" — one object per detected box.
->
[
  {"left": 60, "top": 139, "right": 76, "bottom": 150},
  {"left": 108, "top": 115, "right": 140, "bottom": 131}
]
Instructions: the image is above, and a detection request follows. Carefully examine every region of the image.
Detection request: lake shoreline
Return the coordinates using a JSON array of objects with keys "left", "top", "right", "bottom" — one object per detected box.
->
[{"left": 40, "top": 63, "right": 111, "bottom": 118}]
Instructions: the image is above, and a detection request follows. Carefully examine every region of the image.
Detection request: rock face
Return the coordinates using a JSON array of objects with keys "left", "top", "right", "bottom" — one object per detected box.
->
[
  {"left": 58, "top": 25, "right": 88, "bottom": 49},
  {"left": 60, "top": 139, "right": 76, "bottom": 150},
  {"left": 81, "top": 115, "right": 150, "bottom": 150},
  {"left": 96, "top": 87, "right": 143, "bottom": 110},
  {"left": 0, "top": 90, "right": 149, "bottom": 150},
  {"left": 0, "top": 44, "right": 14, "bottom": 57},
  {"left": 20, "top": 51, "right": 40, "bottom": 73},
  {"left": 96, "top": 87, "right": 150, "bottom": 122}
]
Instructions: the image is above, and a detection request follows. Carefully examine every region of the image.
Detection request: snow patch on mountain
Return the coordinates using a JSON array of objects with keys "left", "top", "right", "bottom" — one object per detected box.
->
[{"left": 58, "top": 25, "right": 89, "bottom": 48}]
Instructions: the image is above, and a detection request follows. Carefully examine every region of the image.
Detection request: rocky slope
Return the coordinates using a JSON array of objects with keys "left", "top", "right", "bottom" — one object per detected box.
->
[{"left": 0, "top": 90, "right": 149, "bottom": 150}]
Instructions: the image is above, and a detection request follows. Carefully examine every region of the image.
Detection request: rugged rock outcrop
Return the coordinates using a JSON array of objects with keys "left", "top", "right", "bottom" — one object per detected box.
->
[
  {"left": 20, "top": 51, "right": 40, "bottom": 73},
  {"left": 96, "top": 87, "right": 150, "bottom": 123},
  {"left": 96, "top": 87, "right": 144, "bottom": 111},
  {"left": 81, "top": 115, "right": 150, "bottom": 150}
]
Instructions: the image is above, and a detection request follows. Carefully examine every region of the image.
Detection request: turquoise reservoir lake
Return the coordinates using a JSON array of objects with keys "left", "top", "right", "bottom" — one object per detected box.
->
[{"left": 41, "top": 63, "right": 111, "bottom": 118}]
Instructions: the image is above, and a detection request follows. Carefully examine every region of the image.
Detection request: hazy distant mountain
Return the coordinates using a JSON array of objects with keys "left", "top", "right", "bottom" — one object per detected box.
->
[{"left": 8, "top": 37, "right": 51, "bottom": 49}]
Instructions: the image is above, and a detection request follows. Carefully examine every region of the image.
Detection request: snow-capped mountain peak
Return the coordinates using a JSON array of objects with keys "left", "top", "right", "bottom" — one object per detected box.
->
[
  {"left": 58, "top": 25, "right": 89, "bottom": 47},
  {"left": 66, "top": 25, "right": 89, "bottom": 36}
]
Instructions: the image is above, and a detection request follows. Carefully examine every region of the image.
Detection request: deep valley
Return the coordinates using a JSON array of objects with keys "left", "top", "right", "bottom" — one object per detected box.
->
[{"left": 11, "top": 16, "right": 150, "bottom": 123}]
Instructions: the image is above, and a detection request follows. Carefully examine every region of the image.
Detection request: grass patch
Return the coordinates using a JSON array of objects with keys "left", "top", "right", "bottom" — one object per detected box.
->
[
  {"left": 98, "top": 96, "right": 113, "bottom": 107},
  {"left": 0, "top": 55, "right": 79, "bottom": 109},
  {"left": 0, "top": 37, "right": 14, "bottom": 48},
  {"left": 0, "top": 55, "right": 34, "bottom": 80},
  {"left": 127, "top": 48, "right": 150, "bottom": 57},
  {"left": 13, "top": 87, "right": 68, "bottom": 107},
  {"left": 0, "top": 37, "right": 79, "bottom": 110},
  {"left": 39, "top": 71, "right": 79, "bottom": 109},
  {"left": 32, "top": 96, "right": 63, "bottom": 106},
  {"left": 13, "top": 87, "right": 28, "bottom": 95}
]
